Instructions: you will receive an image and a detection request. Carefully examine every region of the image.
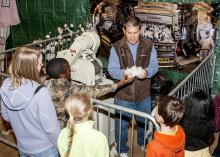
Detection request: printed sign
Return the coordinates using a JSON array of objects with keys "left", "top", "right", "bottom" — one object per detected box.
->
[
  {"left": 0, "top": 37, "right": 5, "bottom": 46},
  {"left": 136, "top": 13, "right": 173, "bottom": 25},
  {"left": 1, "top": 0, "right": 10, "bottom": 7}
]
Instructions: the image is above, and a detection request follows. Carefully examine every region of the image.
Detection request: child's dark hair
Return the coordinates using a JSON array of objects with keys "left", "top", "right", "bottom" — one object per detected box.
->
[
  {"left": 184, "top": 89, "right": 214, "bottom": 120},
  {"left": 123, "top": 16, "right": 141, "bottom": 29},
  {"left": 182, "top": 90, "right": 215, "bottom": 147},
  {"left": 157, "top": 96, "right": 185, "bottom": 127},
  {"left": 46, "top": 58, "right": 69, "bottom": 79}
]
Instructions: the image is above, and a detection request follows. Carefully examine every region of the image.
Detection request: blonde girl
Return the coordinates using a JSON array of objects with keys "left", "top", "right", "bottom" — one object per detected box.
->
[
  {"left": 0, "top": 46, "right": 60, "bottom": 157},
  {"left": 9, "top": 46, "right": 43, "bottom": 88},
  {"left": 57, "top": 93, "right": 109, "bottom": 157}
]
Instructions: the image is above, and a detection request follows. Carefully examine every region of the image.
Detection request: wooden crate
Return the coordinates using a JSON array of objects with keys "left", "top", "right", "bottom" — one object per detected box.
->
[{"left": 138, "top": 1, "right": 178, "bottom": 10}]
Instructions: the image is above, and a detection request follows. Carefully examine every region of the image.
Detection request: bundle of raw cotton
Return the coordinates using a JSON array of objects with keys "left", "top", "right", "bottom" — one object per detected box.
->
[{"left": 124, "top": 66, "right": 145, "bottom": 78}]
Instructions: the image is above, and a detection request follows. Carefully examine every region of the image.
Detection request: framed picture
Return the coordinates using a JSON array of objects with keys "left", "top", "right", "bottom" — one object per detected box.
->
[
  {"left": 0, "top": 37, "right": 5, "bottom": 46},
  {"left": 1, "top": 0, "right": 10, "bottom": 7}
]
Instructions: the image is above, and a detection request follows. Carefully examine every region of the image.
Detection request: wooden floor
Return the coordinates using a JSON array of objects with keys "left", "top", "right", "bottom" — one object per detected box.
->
[
  {"left": 0, "top": 117, "right": 19, "bottom": 157},
  {"left": 0, "top": 142, "right": 18, "bottom": 157},
  {"left": 127, "top": 126, "right": 146, "bottom": 157},
  {"left": 110, "top": 119, "right": 146, "bottom": 157}
]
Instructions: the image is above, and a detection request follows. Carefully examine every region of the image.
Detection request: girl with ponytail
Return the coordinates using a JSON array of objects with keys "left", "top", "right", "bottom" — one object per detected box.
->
[{"left": 57, "top": 93, "right": 109, "bottom": 157}]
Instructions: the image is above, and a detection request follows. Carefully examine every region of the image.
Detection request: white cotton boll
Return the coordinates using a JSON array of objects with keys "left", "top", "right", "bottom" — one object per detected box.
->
[
  {"left": 136, "top": 67, "right": 146, "bottom": 78},
  {"left": 59, "top": 41, "right": 63, "bottom": 45},
  {"left": 124, "top": 67, "right": 133, "bottom": 76},
  {"left": 124, "top": 67, "right": 135, "bottom": 77},
  {"left": 131, "top": 66, "right": 139, "bottom": 76},
  {"left": 124, "top": 66, "right": 144, "bottom": 77},
  {"left": 70, "top": 24, "right": 74, "bottom": 28},
  {"left": 50, "top": 46, "right": 55, "bottom": 53},
  {"left": 57, "top": 27, "right": 63, "bottom": 34},
  {"left": 136, "top": 66, "right": 143, "bottom": 76},
  {"left": 64, "top": 24, "right": 68, "bottom": 28},
  {"left": 129, "top": 67, "right": 135, "bottom": 76},
  {"left": 58, "top": 35, "right": 62, "bottom": 40},
  {"left": 45, "top": 34, "right": 50, "bottom": 39},
  {"left": 54, "top": 41, "right": 58, "bottom": 46},
  {"left": 42, "top": 49, "right": 46, "bottom": 54},
  {"left": 45, "top": 45, "right": 51, "bottom": 52},
  {"left": 78, "top": 24, "right": 85, "bottom": 32},
  {"left": 80, "top": 27, "right": 85, "bottom": 32},
  {"left": 57, "top": 27, "right": 61, "bottom": 31},
  {"left": 86, "top": 23, "right": 91, "bottom": 28},
  {"left": 69, "top": 31, "right": 73, "bottom": 36}
]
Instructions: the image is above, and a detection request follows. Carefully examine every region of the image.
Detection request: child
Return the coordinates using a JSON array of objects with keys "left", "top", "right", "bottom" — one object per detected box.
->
[
  {"left": 44, "top": 58, "right": 132, "bottom": 128},
  {"left": 0, "top": 46, "right": 60, "bottom": 156},
  {"left": 182, "top": 90, "right": 215, "bottom": 157},
  {"left": 146, "top": 96, "right": 185, "bottom": 157},
  {"left": 57, "top": 93, "right": 109, "bottom": 157}
]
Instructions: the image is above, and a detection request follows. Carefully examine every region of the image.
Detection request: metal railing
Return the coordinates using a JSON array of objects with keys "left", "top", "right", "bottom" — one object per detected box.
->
[
  {"left": 150, "top": 52, "right": 216, "bottom": 125},
  {"left": 168, "top": 52, "right": 215, "bottom": 99},
  {"left": 0, "top": 32, "right": 80, "bottom": 73},
  {"left": 93, "top": 99, "right": 159, "bottom": 157}
]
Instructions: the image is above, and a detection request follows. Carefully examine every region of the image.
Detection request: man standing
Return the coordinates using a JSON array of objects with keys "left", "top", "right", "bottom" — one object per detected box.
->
[
  {"left": 108, "top": 16, "right": 158, "bottom": 157},
  {"left": 198, "top": 31, "right": 214, "bottom": 60}
]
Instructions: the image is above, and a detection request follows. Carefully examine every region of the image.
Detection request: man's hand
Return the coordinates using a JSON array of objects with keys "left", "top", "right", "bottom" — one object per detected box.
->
[{"left": 136, "top": 69, "right": 147, "bottom": 79}]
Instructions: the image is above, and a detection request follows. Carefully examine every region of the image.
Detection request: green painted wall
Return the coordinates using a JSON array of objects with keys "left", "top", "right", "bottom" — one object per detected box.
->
[{"left": 10, "top": 0, "right": 90, "bottom": 47}]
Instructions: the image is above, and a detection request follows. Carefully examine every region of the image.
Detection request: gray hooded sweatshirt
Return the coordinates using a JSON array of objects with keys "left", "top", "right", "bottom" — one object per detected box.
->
[{"left": 0, "top": 78, "right": 60, "bottom": 154}]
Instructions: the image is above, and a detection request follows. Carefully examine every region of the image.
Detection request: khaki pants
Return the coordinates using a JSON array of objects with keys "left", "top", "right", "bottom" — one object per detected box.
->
[
  {"left": 210, "top": 132, "right": 220, "bottom": 155},
  {"left": 185, "top": 147, "right": 211, "bottom": 157}
]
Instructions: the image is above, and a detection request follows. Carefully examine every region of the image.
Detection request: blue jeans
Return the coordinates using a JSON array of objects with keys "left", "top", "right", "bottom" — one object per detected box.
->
[
  {"left": 115, "top": 97, "right": 151, "bottom": 153},
  {"left": 19, "top": 146, "right": 59, "bottom": 157}
]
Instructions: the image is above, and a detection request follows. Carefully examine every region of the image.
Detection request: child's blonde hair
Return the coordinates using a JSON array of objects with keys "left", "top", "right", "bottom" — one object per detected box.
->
[
  {"left": 9, "top": 46, "right": 42, "bottom": 88},
  {"left": 64, "top": 93, "right": 93, "bottom": 157}
]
